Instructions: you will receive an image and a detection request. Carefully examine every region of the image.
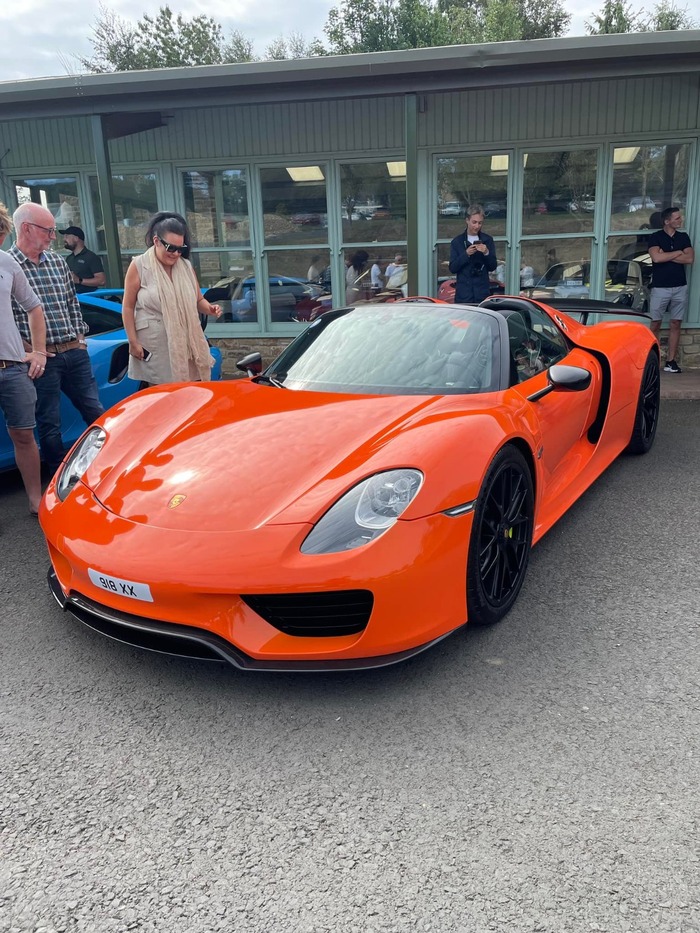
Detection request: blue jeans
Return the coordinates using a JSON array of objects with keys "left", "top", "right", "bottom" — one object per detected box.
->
[
  {"left": 35, "top": 348, "right": 104, "bottom": 473},
  {"left": 0, "top": 362, "right": 37, "bottom": 429}
]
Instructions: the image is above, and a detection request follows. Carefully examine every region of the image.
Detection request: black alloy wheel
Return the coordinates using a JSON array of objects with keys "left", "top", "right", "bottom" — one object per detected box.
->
[
  {"left": 626, "top": 349, "right": 660, "bottom": 455},
  {"left": 467, "top": 445, "right": 534, "bottom": 627}
]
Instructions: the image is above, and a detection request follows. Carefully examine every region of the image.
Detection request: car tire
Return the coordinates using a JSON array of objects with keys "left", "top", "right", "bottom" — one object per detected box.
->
[
  {"left": 625, "top": 349, "right": 660, "bottom": 455},
  {"left": 467, "top": 445, "right": 534, "bottom": 627}
]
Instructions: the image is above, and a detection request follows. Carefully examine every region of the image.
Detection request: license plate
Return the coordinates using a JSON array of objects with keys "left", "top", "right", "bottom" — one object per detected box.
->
[{"left": 88, "top": 568, "right": 153, "bottom": 602}]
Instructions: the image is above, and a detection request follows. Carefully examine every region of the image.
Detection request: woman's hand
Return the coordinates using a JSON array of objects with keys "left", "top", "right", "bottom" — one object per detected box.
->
[
  {"left": 129, "top": 341, "right": 146, "bottom": 360},
  {"left": 205, "top": 303, "right": 222, "bottom": 318}
]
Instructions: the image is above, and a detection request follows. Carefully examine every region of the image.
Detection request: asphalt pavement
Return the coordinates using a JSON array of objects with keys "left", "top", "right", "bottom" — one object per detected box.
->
[
  {"left": 660, "top": 368, "right": 700, "bottom": 400},
  {"left": 1, "top": 400, "right": 699, "bottom": 933}
]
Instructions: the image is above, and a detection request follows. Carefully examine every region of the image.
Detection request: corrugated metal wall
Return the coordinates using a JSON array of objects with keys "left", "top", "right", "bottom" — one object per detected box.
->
[
  {"left": 109, "top": 97, "right": 406, "bottom": 163},
  {"left": 420, "top": 76, "right": 700, "bottom": 147},
  {"left": 0, "top": 117, "right": 94, "bottom": 170},
  {"left": 2, "top": 75, "right": 698, "bottom": 171}
]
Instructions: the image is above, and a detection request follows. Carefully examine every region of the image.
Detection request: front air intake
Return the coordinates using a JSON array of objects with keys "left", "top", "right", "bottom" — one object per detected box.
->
[{"left": 241, "top": 590, "right": 373, "bottom": 637}]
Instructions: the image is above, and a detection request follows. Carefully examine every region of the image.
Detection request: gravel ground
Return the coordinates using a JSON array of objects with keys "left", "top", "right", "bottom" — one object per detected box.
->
[{"left": 1, "top": 400, "right": 699, "bottom": 933}]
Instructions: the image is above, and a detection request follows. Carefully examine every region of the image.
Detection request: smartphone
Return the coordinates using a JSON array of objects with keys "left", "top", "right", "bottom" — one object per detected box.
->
[{"left": 142, "top": 347, "right": 152, "bottom": 362}]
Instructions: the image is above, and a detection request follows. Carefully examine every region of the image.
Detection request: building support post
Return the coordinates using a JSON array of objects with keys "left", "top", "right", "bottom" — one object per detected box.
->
[
  {"left": 405, "top": 93, "right": 419, "bottom": 297},
  {"left": 90, "top": 115, "right": 123, "bottom": 286}
]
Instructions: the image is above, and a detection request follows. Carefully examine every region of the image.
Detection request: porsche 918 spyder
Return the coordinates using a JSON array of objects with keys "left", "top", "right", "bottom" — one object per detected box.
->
[{"left": 40, "top": 296, "right": 660, "bottom": 671}]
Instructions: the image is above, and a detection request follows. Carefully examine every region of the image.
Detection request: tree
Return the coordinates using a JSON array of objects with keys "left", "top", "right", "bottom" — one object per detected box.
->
[
  {"left": 440, "top": 0, "right": 570, "bottom": 41},
  {"left": 585, "top": 0, "right": 696, "bottom": 33},
  {"left": 265, "top": 33, "right": 326, "bottom": 60},
  {"left": 325, "top": 0, "right": 452, "bottom": 55},
  {"left": 78, "top": 4, "right": 254, "bottom": 72},
  {"left": 649, "top": 0, "right": 697, "bottom": 29},
  {"left": 324, "top": 0, "right": 570, "bottom": 55},
  {"left": 585, "top": 0, "right": 648, "bottom": 32}
]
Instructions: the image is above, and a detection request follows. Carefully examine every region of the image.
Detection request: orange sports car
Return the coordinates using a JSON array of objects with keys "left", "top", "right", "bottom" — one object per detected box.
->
[{"left": 40, "top": 296, "right": 660, "bottom": 671}]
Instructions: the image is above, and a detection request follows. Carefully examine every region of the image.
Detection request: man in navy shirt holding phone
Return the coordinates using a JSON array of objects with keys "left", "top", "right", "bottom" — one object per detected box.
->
[{"left": 449, "top": 204, "right": 498, "bottom": 304}]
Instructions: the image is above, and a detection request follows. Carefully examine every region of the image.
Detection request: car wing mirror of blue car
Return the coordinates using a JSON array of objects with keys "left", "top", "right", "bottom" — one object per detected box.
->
[{"left": 236, "top": 352, "right": 263, "bottom": 377}]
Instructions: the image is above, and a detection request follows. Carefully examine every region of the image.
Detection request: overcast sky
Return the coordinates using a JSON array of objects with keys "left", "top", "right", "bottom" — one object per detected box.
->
[{"left": 0, "top": 0, "right": 698, "bottom": 82}]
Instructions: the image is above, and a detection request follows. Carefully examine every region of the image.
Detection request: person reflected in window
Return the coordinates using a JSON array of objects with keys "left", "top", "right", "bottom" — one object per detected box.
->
[
  {"left": 449, "top": 205, "right": 497, "bottom": 304},
  {"left": 307, "top": 255, "right": 324, "bottom": 283},
  {"left": 345, "top": 250, "right": 370, "bottom": 304},
  {"left": 370, "top": 257, "right": 385, "bottom": 294}
]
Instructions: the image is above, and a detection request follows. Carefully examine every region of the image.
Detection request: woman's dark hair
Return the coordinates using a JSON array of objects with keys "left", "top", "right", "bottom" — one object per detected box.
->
[
  {"left": 146, "top": 211, "right": 191, "bottom": 257},
  {"left": 349, "top": 249, "right": 369, "bottom": 273}
]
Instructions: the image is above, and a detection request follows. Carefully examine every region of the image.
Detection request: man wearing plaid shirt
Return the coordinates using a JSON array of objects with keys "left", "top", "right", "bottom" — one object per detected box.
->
[{"left": 11, "top": 203, "right": 103, "bottom": 475}]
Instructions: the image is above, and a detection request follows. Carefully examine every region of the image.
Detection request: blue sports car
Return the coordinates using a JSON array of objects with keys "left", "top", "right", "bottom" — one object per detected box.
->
[{"left": 0, "top": 290, "right": 223, "bottom": 471}]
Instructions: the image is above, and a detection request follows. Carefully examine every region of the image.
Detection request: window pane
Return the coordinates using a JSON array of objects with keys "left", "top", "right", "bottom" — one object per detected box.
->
[
  {"left": 260, "top": 165, "right": 328, "bottom": 246},
  {"left": 437, "top": 156, "right": 508, "bottom": 240},
  {"left": 264, "top": 249, "right": 333, "bottom": 323},
  {"left": 89, "top": 173, "right": 158, "bottom": 252},
  {"left": 340, "top": 162, "right": 406, "bottom": 243},
  {"left": 522, "top": 150, "right": 597, "bottom": 235},
  {"left": 610, "top": 144, "right": 690, "bottom": 231},
  {"left": 607, "top": 239, "right": 652, "bottom": 309},
  {"left": 15, "top": 177, "right": 82, "bottom": 231},
  {"left": 342, "top": 247, "right": 412, "bottom": 303},
  {"left": 183, "top": 170, "right": 250, "bottom": 248},
  {"left": 188, "top": 251, "right": 256, "bottom": 324},
  {"left": 520, "top": 237, "right": 593, "bottom": 300}
]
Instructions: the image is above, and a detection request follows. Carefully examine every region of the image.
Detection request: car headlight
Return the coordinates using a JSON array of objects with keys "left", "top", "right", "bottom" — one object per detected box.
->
[
  {"left": 56, "top": 427, "right": 106, "bottom": 501},
  {"left": 301, "top": 469, "right": 423, "bottom": 554}
]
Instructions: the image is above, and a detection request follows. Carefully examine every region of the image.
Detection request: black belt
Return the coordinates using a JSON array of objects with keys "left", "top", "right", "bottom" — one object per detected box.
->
[{"left": 0, "top": 359, "right": 23, "bottom": 368}]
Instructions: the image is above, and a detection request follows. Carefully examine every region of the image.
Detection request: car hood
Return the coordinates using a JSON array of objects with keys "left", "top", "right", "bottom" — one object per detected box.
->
[{"left": 83, "top": 381, "right": 501, "bottom": 532}]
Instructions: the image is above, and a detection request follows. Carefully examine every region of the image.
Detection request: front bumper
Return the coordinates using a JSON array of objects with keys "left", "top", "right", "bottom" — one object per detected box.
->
[{"left": 48, "top": 568, "right": 460, "bottom": 671}]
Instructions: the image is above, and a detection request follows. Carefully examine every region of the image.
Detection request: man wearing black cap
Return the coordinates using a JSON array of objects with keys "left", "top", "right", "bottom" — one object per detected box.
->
[{"left": 59, "top": 226, "right": 106, "bottom": 293}]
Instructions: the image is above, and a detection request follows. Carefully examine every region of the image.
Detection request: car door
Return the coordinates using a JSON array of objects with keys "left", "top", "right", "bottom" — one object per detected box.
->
[{"left": 508, "top": 308, "right": 602, "bottom": 483}]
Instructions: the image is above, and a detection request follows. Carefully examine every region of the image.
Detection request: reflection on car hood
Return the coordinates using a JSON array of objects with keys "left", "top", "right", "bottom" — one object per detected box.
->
[{"left": 85, "top": 382, "right": 455, "bottom": 532}]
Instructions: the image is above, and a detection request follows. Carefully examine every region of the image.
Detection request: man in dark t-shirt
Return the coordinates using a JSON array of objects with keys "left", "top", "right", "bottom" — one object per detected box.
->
[
  {"left": 59, "top": 226, "right": 106, "bottom": 294},
  {"left": 648, "top": 207, "right": 694, "bottom": 373}
]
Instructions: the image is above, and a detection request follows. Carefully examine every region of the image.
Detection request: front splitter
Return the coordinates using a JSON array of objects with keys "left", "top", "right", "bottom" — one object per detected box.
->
[{"left": 48, "top": 568, "right": 462, "bottom": 672}]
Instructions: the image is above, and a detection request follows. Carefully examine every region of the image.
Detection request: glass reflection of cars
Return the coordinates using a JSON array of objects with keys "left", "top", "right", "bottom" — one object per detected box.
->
[
  {"left": 440, "top": 201, "right": 463, "bottom": 216},
  {"left": 525, "top": 259, "right": 648, "bottom": 310},
  {"left": 627, "top": 196, "right": 660, "bottom": 212},
  {"left": 219, "top": 275, "right": 330, "bottom": 323}
]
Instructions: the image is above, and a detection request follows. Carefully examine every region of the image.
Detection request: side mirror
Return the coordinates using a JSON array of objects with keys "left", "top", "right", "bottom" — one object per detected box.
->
[
  {"left": 549, "top": 364, "right": 592, "bottom": 391},
  {"left": 527, "top": 364, "right": 591, "bottom": 402},
  {"left": 236, "top": 352, "right": 263, "bottom": 377}
]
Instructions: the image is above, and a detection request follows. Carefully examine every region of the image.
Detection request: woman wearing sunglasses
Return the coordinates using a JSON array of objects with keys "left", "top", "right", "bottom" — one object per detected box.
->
[{"left": 123, "top": 212, "right": 221, "bottom": 388}]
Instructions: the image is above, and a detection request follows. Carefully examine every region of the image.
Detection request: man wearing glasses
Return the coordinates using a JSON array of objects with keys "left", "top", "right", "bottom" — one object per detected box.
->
[{"left": 10, "top": 203, "right": 103, "bottom": 476}]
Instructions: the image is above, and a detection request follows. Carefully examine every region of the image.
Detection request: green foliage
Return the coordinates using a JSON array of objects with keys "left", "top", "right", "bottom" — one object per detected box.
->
[
  {"left": 325, "top": 0, "right": 455, "bottom": 54},
  {"left": 585, "top": 0, "right": 696, "bottom": 33},
  {"left": 585, "top": 0, "right": 647, "bottom": 33},
  {"left": 265, "top": 33, "right": 326, "bottom": 60},
  {"left": 78, "top": 3, "right": 254, "bottom": 72},
  {"left": 649, "top": 0, "right": 697, "bottom": 29},
  {"left": 324, "top": 0, "right": 570, "bottom": 54}
]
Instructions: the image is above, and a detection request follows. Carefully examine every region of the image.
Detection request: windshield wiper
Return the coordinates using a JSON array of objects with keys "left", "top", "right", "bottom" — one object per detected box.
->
[{"left": 253, "top": 372, "right": 287, "bottom": 388}]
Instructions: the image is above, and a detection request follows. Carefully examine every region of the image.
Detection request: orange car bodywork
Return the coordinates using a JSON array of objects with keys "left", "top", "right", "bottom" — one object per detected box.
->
[{"left": 40, "top": 300, "right": 658, "bottom": 670}]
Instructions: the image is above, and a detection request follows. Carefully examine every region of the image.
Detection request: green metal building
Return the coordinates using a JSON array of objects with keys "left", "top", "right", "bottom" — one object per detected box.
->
[{"left": 1, "top": 32, "right": 699, "bottom": 366}]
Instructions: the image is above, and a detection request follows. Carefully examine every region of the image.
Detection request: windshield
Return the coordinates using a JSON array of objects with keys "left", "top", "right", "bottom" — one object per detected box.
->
[{"left": 265, "top": 304, "right": 501, "bottom": 395}]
